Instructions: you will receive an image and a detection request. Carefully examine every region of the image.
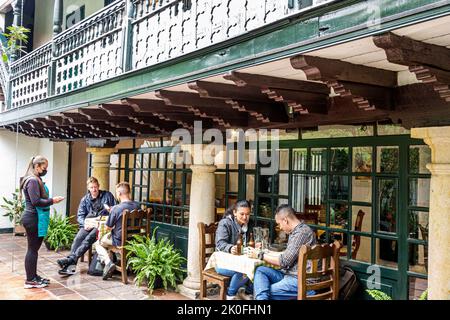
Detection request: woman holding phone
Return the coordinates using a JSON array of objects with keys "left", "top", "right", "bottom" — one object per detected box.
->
[{"left": 20, "top": 155, "right": 65, "bottom": 288}]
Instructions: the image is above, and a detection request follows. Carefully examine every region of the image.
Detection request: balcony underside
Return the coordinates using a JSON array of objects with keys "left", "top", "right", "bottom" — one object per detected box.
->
[{"left": 0, "top": 1, "right": 449, "bottom": 140}]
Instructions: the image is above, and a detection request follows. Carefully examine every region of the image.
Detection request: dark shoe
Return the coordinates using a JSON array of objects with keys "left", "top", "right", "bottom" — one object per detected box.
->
[
  {"left": 24, "top": 277, "right": 48, "bottom": 289},
  {"left": 58, "top": 264, "right": 76, "bottom": 276},
  {"left": 57, "top": 257, "right": 73, "bottom": 269},
  {"left": 35, "top": 275, "right": 50, "bottom": 284},
  {"left": 102, "top": 261, "right": 116, "bottom": 280}
]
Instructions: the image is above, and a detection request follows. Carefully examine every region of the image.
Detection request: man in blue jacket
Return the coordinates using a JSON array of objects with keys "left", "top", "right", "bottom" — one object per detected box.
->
[{"left": 57, "top": 177, "right": 116, "bottom": 275}]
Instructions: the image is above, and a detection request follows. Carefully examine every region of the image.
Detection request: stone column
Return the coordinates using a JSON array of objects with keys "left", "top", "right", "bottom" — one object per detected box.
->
[
  {"left": 86, "top": 147, "right": 117, "bottom": 191},
  {"left": 411, "top": 126, "right": 450, "bottom": 300},
  {"left": 178, "top": 144, "right": 218, "bottom": 299}
]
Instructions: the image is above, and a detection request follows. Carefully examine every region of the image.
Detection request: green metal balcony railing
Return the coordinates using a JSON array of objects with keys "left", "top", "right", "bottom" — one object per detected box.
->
[{"left": 0, "top": 0, "right": 338, "bottom": 111}]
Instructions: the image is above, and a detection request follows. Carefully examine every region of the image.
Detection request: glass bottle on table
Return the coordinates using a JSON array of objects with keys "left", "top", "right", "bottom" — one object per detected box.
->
[{"left": 236, "top": 233, "right": 242, "bottom": 255}]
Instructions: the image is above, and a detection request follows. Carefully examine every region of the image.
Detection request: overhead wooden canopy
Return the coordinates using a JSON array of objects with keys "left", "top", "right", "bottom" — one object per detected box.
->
[{"left": 2, "top": 31, "right": 449, "bottom": 141}]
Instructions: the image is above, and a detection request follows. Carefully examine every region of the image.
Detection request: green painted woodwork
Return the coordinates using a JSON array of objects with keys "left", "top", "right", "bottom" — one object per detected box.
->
[{"left": 1, "top": 0, "right": 449, "bottom": 125}]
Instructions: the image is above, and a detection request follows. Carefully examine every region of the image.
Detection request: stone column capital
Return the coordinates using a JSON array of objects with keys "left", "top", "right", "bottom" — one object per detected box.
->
[
  {"left": 86, "top": 147, "right": 117, "bottom": 156},
  {"left": 412, "top": 126, "right": 450, "bottom": 164},
  {"left": 180, "top": 143, "right": 225, "bottom": 166},
  {"left": 190, "top": 164, "right": 217, "bottom": 174},
  {"left": 426, "top": 163, "right": 450, "bottom": 176}
]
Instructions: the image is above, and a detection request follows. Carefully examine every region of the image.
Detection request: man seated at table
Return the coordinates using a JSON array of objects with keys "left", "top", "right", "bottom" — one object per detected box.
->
[
  {"left": 215, "top": 200, "right": 254, "bottom": 300},
  {"left": 94, "top": 181, "right": 140, "bottom": 280},
  {"left": 249, "top": 204, "right": 316, "bottom": 300},
  {"left": 57, "top": 177, "right": 116, "bottom": 275}
]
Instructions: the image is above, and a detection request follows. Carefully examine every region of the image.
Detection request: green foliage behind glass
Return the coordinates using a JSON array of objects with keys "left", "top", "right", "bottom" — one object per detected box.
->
[
  {"left": 124, "top": 229, "right": 187, "bottom": 294},
  {"left": 1, "top": 25, "right": 30, "bottom": 63},
  {"left": 44, "top": 212, "right": 78, "bottom": 251}
]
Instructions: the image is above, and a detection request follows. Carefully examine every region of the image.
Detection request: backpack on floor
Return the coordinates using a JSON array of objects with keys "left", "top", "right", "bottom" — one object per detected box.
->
[
  {"left": 339, "top": 265, "right": 359, "bottom": 300},
  {"left": 87, "top": 253, "right": 104, "bottom": 276}
]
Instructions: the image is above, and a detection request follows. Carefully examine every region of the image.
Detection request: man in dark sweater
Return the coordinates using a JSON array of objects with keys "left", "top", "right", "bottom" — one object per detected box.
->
[{"left": 57, "top": 177, "right": 116, "bottom": 275}]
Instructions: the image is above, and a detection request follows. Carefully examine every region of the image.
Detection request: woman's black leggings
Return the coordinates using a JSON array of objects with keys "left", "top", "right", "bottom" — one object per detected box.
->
[{"left": 21, "top": 212, "right": 43, "bottom": 281}]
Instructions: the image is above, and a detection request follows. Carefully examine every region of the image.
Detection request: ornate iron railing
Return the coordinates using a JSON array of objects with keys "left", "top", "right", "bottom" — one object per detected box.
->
[{"left": 1, "top": 0, "right": 336, "bottom": 111}]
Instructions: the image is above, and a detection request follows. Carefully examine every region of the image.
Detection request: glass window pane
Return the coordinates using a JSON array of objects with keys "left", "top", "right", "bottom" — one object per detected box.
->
[
  {"left": 279, "top": 149, "right": 289, "bottom": 171},
  {"left": 377, "top": 146, "right": 399, "bottom": 173},
  {"left": 257, "top": 197, "right": 273, "bottom": 219},
  {"left": 378, "top": 179, "right": 397, "bottom": 233},
  {"left": 215, "top": 173, "right": 226, "bottom": 208},
  {"left": 228, "top": 172, "right": 239, "bottom": 193},
  {"left": 291, "top": 174, "right": 326, "bottom": 212},
  {"left": 227, "top": 149, "right": 239, "bottom": 170},
  {"left": 142, "top": 153, "right": 150, "bottom": 169},
  {"left": 409, "top": 243, "right": 428, "bottom": 275},
  {"left": 351, "top": 235, "right": 371, "bottom": 263},
  {"left": 110, "top": 154, "right": 119, "bottom": 169},
  {"left": 246, "top": 174, "right": 255, "bottom": 202},
  {"left": 409, "top": 145, "right": 431, "bottom": 174},
  {"left": 376, "top": 238, "right": 398, "bottom": 269},
  {"left": 133, "top": 187, "right": 141, "bottom": 202},
  {"left": 302, "top": 124, "right": 374, "bottom": 138},
  {"left": 409, "top": 277, "right": 428, "bottom": 300},
  {"left": 311, "top": 148, "right": 327, "bottom": 171},
  {"left": 352, "top": 176, "right": 372, "bottom": 203},
  {"left": 408, "top": 211, "right": 429, "bottom": 240},
  {"left": 409, "top": 178, "right": 430, "bottom": 208},
  {"left": 173, "top": 208, "right": 183, "bottom": 226},
  {"left": 277, "top": 173, "right": 289, "bottom": 196},
  {"left": 292, "top": 148, "right": 307, "bottom": 171},
  {"left": 329, "top": 203, "right": 348, "bottom": 229},
  {"left": 353, "top": 147, "right": 372, "bottom": 173},
  {"left": 150, "top": 153, "right": 158, "bottom": 168},
  {"left": 352, "top": 206, "right": 371, "bottom": 233},
  {"left": 149, "top": 171, "right": 165, "bottom": 203},
  {"left": 330, "top": 147, "right": 349, "bottom": 172},
  {"left": 159, "top": 153, "right": 167, "bottom": 169},
  {"left": 182, "top": 210, "right": 189, "bottom": 227},
  {"left": 330, "top": 175, "right": 349, "bottom": 200},
  {"left": 245, "top": 149, "right": 257, "bottom": 170}
]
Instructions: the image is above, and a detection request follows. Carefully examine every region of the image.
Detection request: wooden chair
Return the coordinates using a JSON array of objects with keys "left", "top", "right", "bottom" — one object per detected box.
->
[
  {"left": 198, "top": 222, "right": 230, "bottom": 300},
  {"left": 109, "top": 208, "right": 151, "bottom": 284},
  {"left": 340, "top": 209, "right": 365, "bottom": 259},
  {"left": 298, "top": 240, "right": 341, "bottom": 300}
]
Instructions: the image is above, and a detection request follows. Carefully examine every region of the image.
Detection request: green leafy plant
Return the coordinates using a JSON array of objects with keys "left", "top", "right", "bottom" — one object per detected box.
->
[
  {"left": 1, "top": 25, "right": 30, "bottom": 63},
  {"left": 124, "top": 228, "right": 187, "bottom": 294},
  {"left": 44, "top": 211, "right": 78, "bottom": 252},
  {"left": 366, "top": 288, "right": 428, "bottom": 300},
  {"left": 1, "top": 188, "right": 25, "bottom": 226},
  {"left": 366, "top": 289, "right": 393, "bottom": 300}
]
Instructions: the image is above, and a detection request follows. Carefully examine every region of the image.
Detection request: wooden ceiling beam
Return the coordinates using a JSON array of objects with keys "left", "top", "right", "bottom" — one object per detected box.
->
[
  {"left": 373, "top": 32, "right": 450, "bottom": 102},
  {"left": 290, "top": 55, "right": 395, "bottom": 111}
]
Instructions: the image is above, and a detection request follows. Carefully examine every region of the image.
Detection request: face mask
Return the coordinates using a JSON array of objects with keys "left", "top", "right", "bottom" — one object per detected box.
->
[{"left": 39, "top": 169, "right": 47, "bottom": 177}]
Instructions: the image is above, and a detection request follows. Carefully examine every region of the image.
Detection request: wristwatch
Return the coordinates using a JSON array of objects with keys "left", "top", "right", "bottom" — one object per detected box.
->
[{"left": 258, "top": 251, "right": 265, "bottom": 260}]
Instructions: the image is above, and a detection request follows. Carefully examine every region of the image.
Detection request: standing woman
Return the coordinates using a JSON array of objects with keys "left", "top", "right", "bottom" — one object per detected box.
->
[{"left": 20, "top": 155, "right": 64, "bottom": 288}]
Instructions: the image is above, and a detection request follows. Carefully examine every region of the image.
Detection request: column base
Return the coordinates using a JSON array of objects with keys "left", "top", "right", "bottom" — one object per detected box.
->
[{"left": 177, "top": 284, "right": 220, "bottom": 300}]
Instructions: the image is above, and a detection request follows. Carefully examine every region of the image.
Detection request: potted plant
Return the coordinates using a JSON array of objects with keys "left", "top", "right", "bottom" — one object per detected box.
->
[
  {"left": 124, "top": 229, "right": 187, "bottom": 294},
  {"left": 44, "top": 211, "right": 78, "bottom": 252},
  {"left": 1, "top": 25, "right": 30, "bottom": 63},
  {"left": 366, "top": 288, "right": 428, "bottom": 300},
  {"left": 1, "top": 188, "right": 25, "bottom": 235}
]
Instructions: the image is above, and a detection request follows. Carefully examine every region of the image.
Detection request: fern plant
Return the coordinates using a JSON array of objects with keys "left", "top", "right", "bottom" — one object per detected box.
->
[
  {"left": 44, "top": 212, "right": 78, "bottom": 252},
  {"left": 124, "top": 229, "right": 187, "bottom": 294},
  {"left": 366, "top": 289, "right": 393, "bottom": 300},
  {"left": 1, "top": 188, "right": 25, "bottom": 226},
  {"left": 419, "top": 289, "right": 428, "bottom": 300}
]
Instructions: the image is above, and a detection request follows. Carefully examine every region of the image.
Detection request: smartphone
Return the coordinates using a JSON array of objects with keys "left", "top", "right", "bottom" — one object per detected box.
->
[{"left": 103, "top": 204, "right": 110, "bottom": 210}]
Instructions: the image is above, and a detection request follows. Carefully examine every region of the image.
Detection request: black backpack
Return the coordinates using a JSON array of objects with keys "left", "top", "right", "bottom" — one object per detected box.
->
[
  {"left": 339, "top": 265, "right": 359, "bottom": 300},
  {"left": 87, "top": 253, "right": 104, "bottom": 276}
]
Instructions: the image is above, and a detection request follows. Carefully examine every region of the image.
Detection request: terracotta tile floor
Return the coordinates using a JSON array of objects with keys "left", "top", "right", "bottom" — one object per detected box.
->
[{"left": 0, "top": 233, "right": 190, "bottom": 300}]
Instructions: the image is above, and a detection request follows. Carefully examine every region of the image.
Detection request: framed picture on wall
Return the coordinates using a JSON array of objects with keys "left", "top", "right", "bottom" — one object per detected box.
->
[{"left": 66, "top": 5, "right": 85, "bottom": 29}]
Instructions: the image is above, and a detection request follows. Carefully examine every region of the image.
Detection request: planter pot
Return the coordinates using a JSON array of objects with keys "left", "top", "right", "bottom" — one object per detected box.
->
[
  {"left": 44, "top": 240, "right": 69, "bottom": 252},
  {"left": 14, "top": 225, "right": 26, "bottom": 236}
]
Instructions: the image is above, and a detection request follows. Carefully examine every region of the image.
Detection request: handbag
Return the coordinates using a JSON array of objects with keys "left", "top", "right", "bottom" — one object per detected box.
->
[{"left": 37, "top": 184, "right": 51, "bottom": 238}]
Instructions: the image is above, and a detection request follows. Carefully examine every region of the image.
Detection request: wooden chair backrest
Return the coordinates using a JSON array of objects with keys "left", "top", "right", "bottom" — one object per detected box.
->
[
  {"left": 120, "top": 208, "right": 151, "bottom": 246},
  {"left": 198, "top": 222, "right": 218, "bottom": 270},
  {"left": 298, "top": 241, "right": 341, "bottom": 300},
  {"left": 351, "top": 210, "right": 365, "bottom": 258}
]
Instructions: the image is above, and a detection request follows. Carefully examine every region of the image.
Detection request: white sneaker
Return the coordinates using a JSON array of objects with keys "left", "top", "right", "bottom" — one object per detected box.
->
[{"left": 226, "top": 295, "right": 238, "bottom": 300}]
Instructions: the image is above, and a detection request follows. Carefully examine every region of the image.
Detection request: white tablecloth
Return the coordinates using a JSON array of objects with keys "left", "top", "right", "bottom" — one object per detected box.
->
[{"left": 205, "top": 251, "right": 264, "bottom": 281}]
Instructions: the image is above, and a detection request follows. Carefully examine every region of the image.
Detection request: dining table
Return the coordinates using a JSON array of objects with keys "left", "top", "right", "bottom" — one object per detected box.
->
[
  {"left": 205, "top": 250, "right": 282, "bottom": 281},
  {"left": 84, "top": 216, "right": 109, "bottom": 240}
]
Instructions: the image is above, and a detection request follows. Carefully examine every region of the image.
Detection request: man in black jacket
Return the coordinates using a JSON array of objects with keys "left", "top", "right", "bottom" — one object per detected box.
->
[{"left": 57, "top": 177, "right": 116, "bottom": 275}]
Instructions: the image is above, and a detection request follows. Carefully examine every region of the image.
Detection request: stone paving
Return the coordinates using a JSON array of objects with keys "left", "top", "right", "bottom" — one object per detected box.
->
[{"left": 0, "top": 233, "right": 191, "bottom": 300}]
